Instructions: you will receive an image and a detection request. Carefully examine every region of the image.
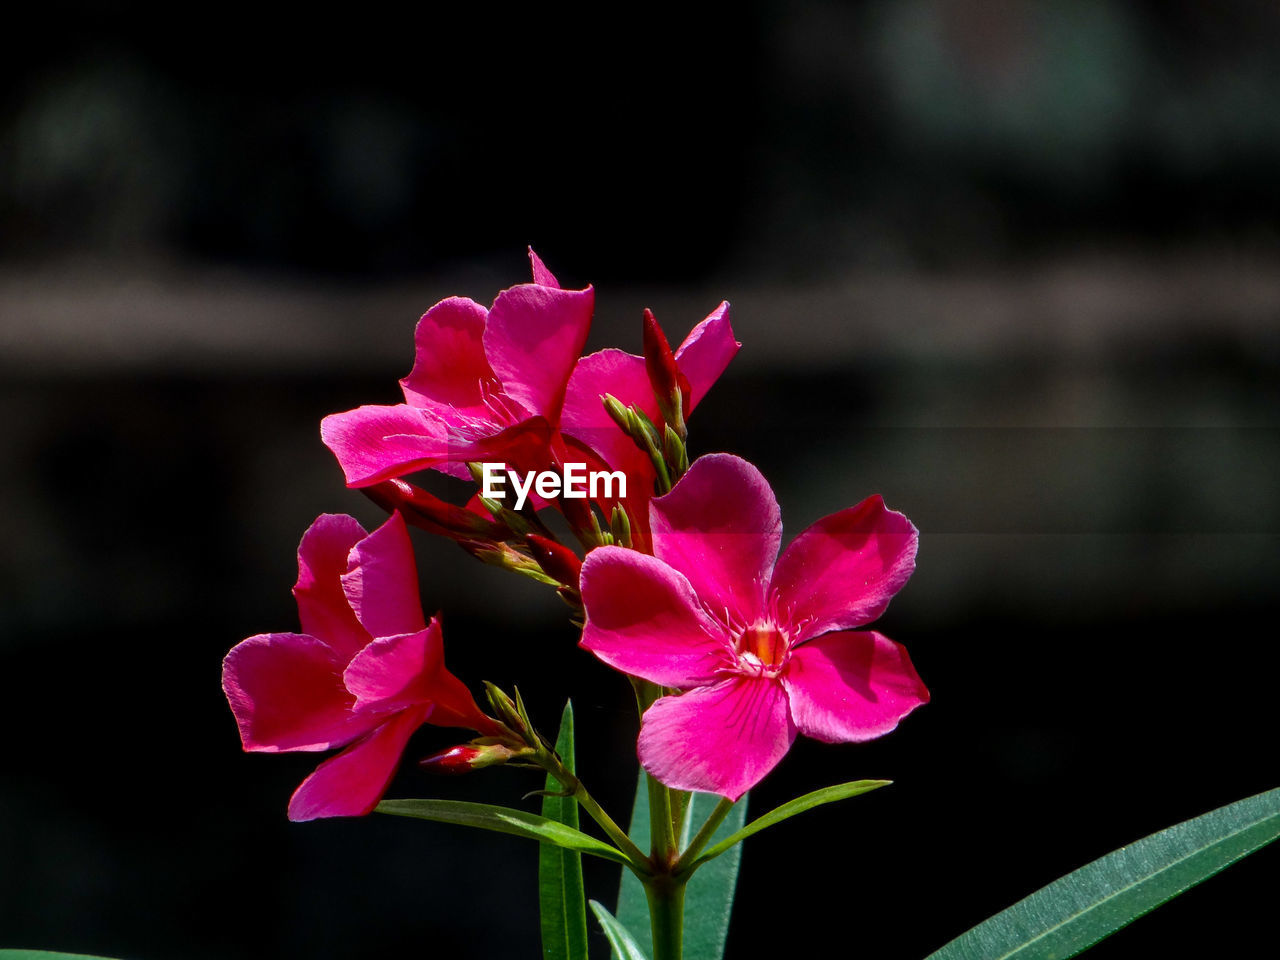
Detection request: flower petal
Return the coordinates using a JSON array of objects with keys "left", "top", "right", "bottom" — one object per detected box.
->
[
  {"left": 650, "top": 454, "right": 781, "bottom": 624},
  {"left": 783, "top": 630, "right": 929, "bottom": 743},
  {"left": 399, "top": 297, "right": 496, "bottom": 415},
  {"left": 320, "top": 404, "right": 453, "bottom": 487},
  {"left": 770, "top": 495, "right": 918, "bottom": 641},
  {"left": 340, "top": 511, "right": 425, "bottom": 640},
  {"left": 580, "top": 547, "right": 731, "bottom": 687},
  {"left": 528, "top": 246, "right": 559, "bottom": 287},
  {"left": 293, "top": 513, "right": 371, "bottom": 659},
  {"left": 222, "top": 633, "right": 375, "bottom": 752},
  {"left": 674, "top": 301, "right": 739, "bottom": 412},
  {"left": 561, "top": 347, "right": 655, "bottom": 475},
  {"left": 287, "top": 706, "right": 426, "bottom": 821},
  {"left": 343, "top": 627, "right": 439, "bottom": 709},
  {"left": 343, "top": 617, "right": 503, "bottom": 736},
  {"left": 321, "top": 404, "right": 553, "bottom": 486},
  {"left": 637, "top": 677, "right": 796, "bottom": 801},
  {"left": 484, "top": 282, "right": 593, "bottom": 422}
]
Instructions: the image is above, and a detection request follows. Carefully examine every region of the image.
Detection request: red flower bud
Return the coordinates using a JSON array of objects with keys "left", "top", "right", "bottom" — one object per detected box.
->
[
  {"left": 365, "top": 478, "right": 510, "bottom": 542},
  {"left": 526, "top": 534, "right": 583, "bottom": 587},
  {"left": 642, "top": 309, "right": 692, "bottom": 433},
  {"left": 419, "top": 741, "right": 525, "bottom": 774}
]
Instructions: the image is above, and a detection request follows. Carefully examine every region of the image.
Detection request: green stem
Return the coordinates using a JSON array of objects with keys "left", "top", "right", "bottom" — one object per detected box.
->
[
  {"left": 648, "top": 770, "right": 676, "bottom": 864},
  {"left": 675, "top": 796, "right": 735, "bottom": 875},
  {"left": 573, "top": 782, "right": 651, "bottom": 870},
  {"left": 631, "top": 678, "right": 678, "bottom": 865},
  {"left": 644, "top": 875, "right": 687, "bottom": 960},
  {"left": 537, "top": 744, "right": 650, "bottom": 870},
  {"left": 570, "top": 773, "right": 650, "bottom": 870}
]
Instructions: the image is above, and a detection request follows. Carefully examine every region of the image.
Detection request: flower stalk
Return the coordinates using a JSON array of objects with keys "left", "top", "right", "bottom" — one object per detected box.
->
[{"left": 644, "top": 874, "right": 687, "bottom": 960}]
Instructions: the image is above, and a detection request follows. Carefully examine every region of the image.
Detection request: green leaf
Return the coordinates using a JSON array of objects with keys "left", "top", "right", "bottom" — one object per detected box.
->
[
  {"left": 0, "top": 953, "right": 125, "bottom": 959},
  {"left": 540, "top": 701, "right": 590, "bottom": 960},
  {"left": 678, "top": 792, "right": 747, "bottom": 960},
  {"left": 376, "top": 798, "right": 629, "bottom": 865},
  {"left": 615, "top": 773, "right": 654, "bottom": 953},
  {"left": 690, "top": 779, "right": 889, "bottom": 867},
  {"left": 926, "top": 784, "right": 1280, "bottom": 960},
  {"left": 615, "top": 775, "right": 748, "bottom": 960},
  {"left": 590, "top": 900, "right": 652, "bottom": 960}
]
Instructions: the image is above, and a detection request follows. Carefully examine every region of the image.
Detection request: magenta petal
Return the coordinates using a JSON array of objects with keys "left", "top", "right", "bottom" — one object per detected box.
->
[
  {"left": 222, "top": 633, "right": 374, "bottom": 752},
  {"left": 340, "top": 512, "right": 425, "bottom": 640},
  {"left": 770, "top": 495, "right": 918, "bottom": 641},
  {"left": 528, "top": 247, "right": 560, "bottom": 287},
  {"left": 783, "top": 630, "right": 929, "bottom": 744},
  {"left": 674, "top": 301, "right": 739, "bottom": 412},
  {"left": 638, "top": 677, "right": 796, "bottom": 801},
  {"left": 650, "top": 454, "right": 782, "bottom": 624},
  {"left": 580, "top": 547, "right": 731, "bottom": 687},
  {"left": 320, "top": 404, "right": 453, "bottom": 487},
  {"left": 287, "top": 706, "right": 426, "bottom": 821},
  {"left": 484, "top": 283, "right": 593, "bottom": 422},
  {"left": 560, "top": 348, "right": 658, "bottom": 512},
  {"left": 399, "top": 297, "right": 495, "bottom": 414},
  {"left": 343, "top": 622, "right": 442, "bottom": 712},
  {"left": 562, "top": 348, "right": 654, "bottom": 461},
  {"left": 293, "top": 514, "right": 371, "bottom": 659}
]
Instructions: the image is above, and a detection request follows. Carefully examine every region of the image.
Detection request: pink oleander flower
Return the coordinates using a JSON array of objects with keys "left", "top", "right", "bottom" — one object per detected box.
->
[
  {"left": 321, "top": 249, "right": 593, "bottom": 487},
  {"left": 560, "top": 303, "right": 739, "bottom": 540},
  {"left": 222, "top": 512, "right": 501, "bottom": 820},
  {"left": 579, "top": 454, "right": 928, "bottom": 800}
]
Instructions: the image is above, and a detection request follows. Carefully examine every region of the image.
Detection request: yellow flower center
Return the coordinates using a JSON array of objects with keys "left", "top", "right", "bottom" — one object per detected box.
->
[{"left": 736, "top": 623, "right": 788, "bottom": 672}]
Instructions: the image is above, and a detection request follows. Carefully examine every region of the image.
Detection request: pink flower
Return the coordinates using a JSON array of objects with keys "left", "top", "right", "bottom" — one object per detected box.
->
[
  {"left": 579, "top": 454, "right": 927, "bottom": 800},
  {"left": 222, "top": 512, "right": 501, "bottom": 820},
  {"left": 321, "top": 249, "right": 593, "bottom": 487},
  {"left": 560, "top": 303, "right": 739, "bottom": 537}
]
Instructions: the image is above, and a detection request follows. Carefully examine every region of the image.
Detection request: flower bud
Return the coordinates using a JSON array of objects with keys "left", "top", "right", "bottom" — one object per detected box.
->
[
  {"left": 609, "top": 505, "right": 632, "bottom": 548},
  {"left": 365, "top": 478, "right": 509, "bottom": 542},
  {"left": 663, "top": 424, "right": 689, "bottom": 478},
  {"left": 471, "top": 542, "right": 559, "bottom": 585},
  {"left": 419, "top": 741, "right": 531, "bottom": 774},
  {"left": 526, "top": 534, "right": 583, "bottom": 587},
  {"left": 603, "top": 393, "right": 631, "bottom": 434},
  {"left": 483, "top": 682, "right": 530, "bottom": 740},
  {"left": 642, "top": 308, "right": 691, "bottom": 439}
]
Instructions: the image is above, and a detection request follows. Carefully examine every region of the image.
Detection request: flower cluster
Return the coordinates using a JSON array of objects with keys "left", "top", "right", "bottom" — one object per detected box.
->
[{"left": 224, "top": 249, "right": 927, "bottom": 818}]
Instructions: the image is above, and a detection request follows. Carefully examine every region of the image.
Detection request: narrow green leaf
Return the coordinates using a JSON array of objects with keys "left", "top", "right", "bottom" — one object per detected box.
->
[
  {"left": 376, "top": 798, "right": 629, "bottom": 865},
  {"left": 0, "top": 953, "right": 124, "bottom": 959},
  {"left": 679, "top": 791, "right": 747, "bottom": 960},
  {"left": 926, "top": 785, "right": 1280, "bottom": 960},
  {"left": 615, "top": 774, "right": 748, "bottom": 960},
  {"left": 590, "top": 900, "right": 652, "bottom": 960},
  {"left": 540, "top": 701, "right": 590, "bottom": 960}
]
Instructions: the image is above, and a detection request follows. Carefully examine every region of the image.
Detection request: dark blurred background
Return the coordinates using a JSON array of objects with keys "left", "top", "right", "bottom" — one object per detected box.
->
[{"left": 3, "top": 2, "right": 1278, "bottom": 958}]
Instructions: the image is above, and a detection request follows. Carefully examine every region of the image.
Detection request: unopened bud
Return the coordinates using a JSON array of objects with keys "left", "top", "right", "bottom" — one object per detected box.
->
[
  {"left": 663, "top": 424, "right": 689, "bottom": 478},
  {"left": 603, "top": 394, "right": 631, "bottom": 434},
  {"left": 483, "top": 682, "right": 527, "bottom": 738},
  {"left": 365, "top": 478, "right": 509, "bottom": 542},
  {"left": 609, "top": 505, "right": 633, "bottom": 548},
  {"left": 526, "top": 534, "right": 583, "bottom": 586},
  {"left": 472, "top": 542, "right": 559, "bottom": 585},
  {"left": 419, "top": 741, "right": 531, "bottom": 774},
  {"left": 642, "top": 308, "right": 690, "bottom": 439}
]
